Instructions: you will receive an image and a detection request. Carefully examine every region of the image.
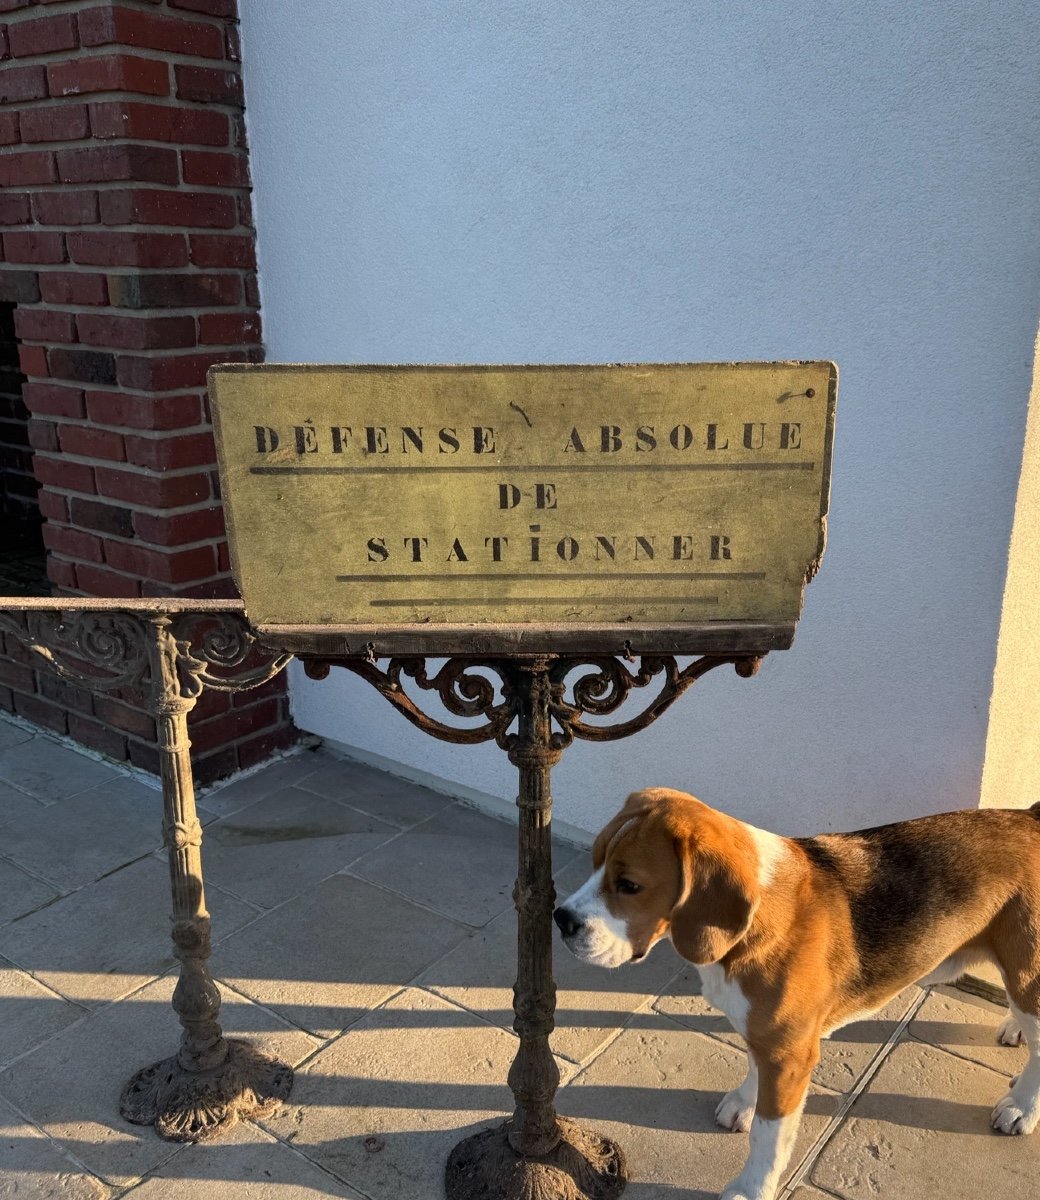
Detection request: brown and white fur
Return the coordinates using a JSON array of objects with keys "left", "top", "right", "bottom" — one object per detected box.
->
[{"left": 554, "top": 788, "right": 1040, "bottom": 1200}]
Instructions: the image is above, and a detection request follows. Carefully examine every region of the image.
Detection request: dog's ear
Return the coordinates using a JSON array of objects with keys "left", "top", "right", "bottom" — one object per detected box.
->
[
  {"left": 669, "top": 835, "right": 757, "bottom": 965},
  {"left": 591, "top": 793, "right": 647, "bottom": 869}
]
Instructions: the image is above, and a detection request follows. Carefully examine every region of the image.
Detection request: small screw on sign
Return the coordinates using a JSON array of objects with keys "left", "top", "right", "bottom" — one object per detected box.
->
[{"left": 364, "top": 1135, "right": 385, "bottom": 1153}]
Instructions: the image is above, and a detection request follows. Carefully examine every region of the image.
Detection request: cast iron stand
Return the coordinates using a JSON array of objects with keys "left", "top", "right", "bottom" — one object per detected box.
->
[
  {"left": 0, "top": 601, "right": 296, "bottom": 1142},
  {"left": 306, "top": 649, "right": 763, "bottom": 1200}
]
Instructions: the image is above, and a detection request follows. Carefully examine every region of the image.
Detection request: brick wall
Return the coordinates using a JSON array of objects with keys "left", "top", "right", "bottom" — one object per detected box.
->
[{"left": 0, "top": 0, "right": 295, "bottom": 781}]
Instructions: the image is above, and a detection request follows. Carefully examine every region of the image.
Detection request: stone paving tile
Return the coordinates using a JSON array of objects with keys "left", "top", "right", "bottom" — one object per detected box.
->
[
  {"left": 0, "top": 739, "right": 119, "bottom": 805},
  {"left": 294, "top": 756, "right": 454, "bottom": 829},
  {"left": 811, "top": 1040, "right": 1040, "bottom": 1199},
  {"left": 0, "top": 856, "right": 257, "bottom": 1008},
  {"left": 1, "top": 776, "right": 165, "bottom": 892},
  {"left": 419, "top": 855, "right": 687, "bottom": 1063},
  {"left": 561, "top": 1012, "right": 840, "bottom": 1199},
  {"left": 198, "top": 750, "right": 329, "bottom": 820},
  {"left": 0, "top": 1095, "right": 112, "bottom": 1199},
  {"left": 0, "top": 856, "right": 59, "bottom": 926},
  {"left": 655, "top": 965, "right": 921, "bottom": 1095},
  {"left": 200, "top": 786, "right": 398, "bottom": 909},
  {"left": 349, "top": 802, "right": 579, "bottom": 928},
  {"left": 909, "top": 984, "right": 1026, "bottom": 1075},
  {"left": 216, "top": 872, "right": 470, "bottom": 1038},
  {"left": 259, "top": 987, "right": 531, "bottom": 1200},
  {"left": 0, "top": 717, "right": 34, "bottom": 753},
  {"left": 3, "top": 721, "right": 1036, "bottom": 1200},
  {"left": 0, "top": 958, "right": 84, "bottom": 1069},
  {"left": 0, "top": 974, "right": 320, "bottom": 1189},
  {"left": 0, "top": 778, "right": 44, "bottom": 832},
  {"left": 122, "top": 1120, "right": 364, "bottom": 1199}
]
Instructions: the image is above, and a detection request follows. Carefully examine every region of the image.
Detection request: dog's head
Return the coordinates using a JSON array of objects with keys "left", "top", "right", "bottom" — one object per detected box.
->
[{"left": 554, "top": 788, "right": 761, "bottom": 967}]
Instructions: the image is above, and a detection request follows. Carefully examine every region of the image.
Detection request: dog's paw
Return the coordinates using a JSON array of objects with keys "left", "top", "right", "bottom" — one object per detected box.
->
[
  {"left": 997, "top": 1014, "right": 1024, "bottom": 1047},
  {"left": 715, "top": 1088, "right": 755, "bottom": 1133},
  {"left": 991, "top": 1089, "right": 1040, "bottom": 1135}
]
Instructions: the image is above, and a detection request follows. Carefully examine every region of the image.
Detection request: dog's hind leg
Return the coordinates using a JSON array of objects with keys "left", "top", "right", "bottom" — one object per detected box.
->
[
  {"left": 990, "top": 910, "right": 1040, "bottom": 1135},
  {"left": 991, "top": 1001, "right": 1040, "bottom": 1134}
]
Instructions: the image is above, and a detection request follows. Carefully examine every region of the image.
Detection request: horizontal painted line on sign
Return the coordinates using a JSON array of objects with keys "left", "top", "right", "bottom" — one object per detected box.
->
[
  {"left": 249, "top": 461, "right": 815, "bottom": 476},
  {"left": 368, "top": 596, "right": 721, "bottom": 608},
  {"left": 337, "top": 571, "right": 766, "bottom": 583}
]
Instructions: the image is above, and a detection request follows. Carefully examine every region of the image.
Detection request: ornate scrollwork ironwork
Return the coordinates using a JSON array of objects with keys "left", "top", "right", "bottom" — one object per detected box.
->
[
  {"left": 308, "top": 655, "right": 520, "bottom": 746},
  {"left": 0, "top": 609, "right": 151, "bottom": 692},
  {"left": 306, "top": 651, "right": 762, "bottom": 750},
  {"left": 548, "top": 652, "right": 761, "bottom": 748},
  {"left": 0, "top": 606, "right": 291, "bottom": 704},
  {"left": 169, "top": 611, "right": 292, "bottom": 697}
]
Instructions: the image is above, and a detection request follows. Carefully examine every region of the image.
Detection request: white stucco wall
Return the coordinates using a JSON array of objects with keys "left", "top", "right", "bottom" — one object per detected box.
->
[{"left": 239, "top": 1, "right": 1039, "bottom": 836}]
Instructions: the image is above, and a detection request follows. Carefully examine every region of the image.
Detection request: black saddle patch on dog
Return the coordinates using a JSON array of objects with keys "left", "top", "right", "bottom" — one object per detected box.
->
[{"left": 798, "top": 817, "right": 977, "bottom": 983}]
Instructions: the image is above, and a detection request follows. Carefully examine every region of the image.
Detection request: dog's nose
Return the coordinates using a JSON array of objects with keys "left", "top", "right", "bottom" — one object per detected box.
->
[{"left": 553, "top": 906, "right": 581, "bottom": 938}]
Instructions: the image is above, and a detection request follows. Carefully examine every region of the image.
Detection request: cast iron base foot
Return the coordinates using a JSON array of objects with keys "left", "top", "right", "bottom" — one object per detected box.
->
[
  {"left": 445, "top": 1115, "right": 627, "bottom": 1200},
  {"left": 119, "top": 1038, "right": 293, "bottom": 1143}
]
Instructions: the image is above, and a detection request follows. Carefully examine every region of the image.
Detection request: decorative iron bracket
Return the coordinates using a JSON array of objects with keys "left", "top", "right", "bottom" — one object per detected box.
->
[
  {"left": 0, "top": 605, "right": 291, "bottom": 703},
  {"left": 0, "top": 600, "right": 294, "bottom": 1142},
  {"left": 306, "top": 649, "right": 763, "bottom": 1200},
  {"left": 0, "top": 597, "right": 766, "bottom": 1184},
  {"left": 305, "top": 652, "right": 762, "bottom": 753}
]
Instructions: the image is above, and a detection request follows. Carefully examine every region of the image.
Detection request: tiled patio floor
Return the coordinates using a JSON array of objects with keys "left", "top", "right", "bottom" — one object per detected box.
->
[{"left": 1, "top": 711, "right": 1037, "bottom": 1199}]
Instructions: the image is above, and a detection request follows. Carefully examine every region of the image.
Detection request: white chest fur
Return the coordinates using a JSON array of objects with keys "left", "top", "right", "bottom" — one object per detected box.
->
[{"left": 697, "top": 963, "right": 750, "bottom": 1038}]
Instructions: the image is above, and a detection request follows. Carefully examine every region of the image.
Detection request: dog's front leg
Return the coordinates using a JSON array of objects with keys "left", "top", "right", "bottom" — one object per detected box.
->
[
  {"left": 716, "top": 1055, "right": 757, "bottom": 1133},
  {"left": 719, "top": 1043, "right": 817, "bottom": 1200},
  {"left": 720, "top": 1111, "right": 802, "bottom": 1200}
]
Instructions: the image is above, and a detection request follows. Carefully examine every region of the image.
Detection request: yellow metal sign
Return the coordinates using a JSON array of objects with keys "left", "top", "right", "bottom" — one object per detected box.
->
[{"left": 209, "top": 363, "right": 836, "bottom": 635}]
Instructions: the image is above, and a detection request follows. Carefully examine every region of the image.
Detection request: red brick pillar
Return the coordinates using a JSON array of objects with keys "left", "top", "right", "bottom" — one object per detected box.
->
[{"left": 0, "top": 0, "right": 295, "bottom": 781}]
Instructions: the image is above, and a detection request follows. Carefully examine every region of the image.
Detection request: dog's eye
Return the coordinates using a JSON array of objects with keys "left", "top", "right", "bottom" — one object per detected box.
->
[{"left": 616, "top": 877, "right": 642, "bottom": 895}]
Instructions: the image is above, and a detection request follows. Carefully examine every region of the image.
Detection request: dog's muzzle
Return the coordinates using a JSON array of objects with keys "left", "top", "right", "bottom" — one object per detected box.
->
[{"left": 554, "top": 869, "right": 637, "bottom": 967}]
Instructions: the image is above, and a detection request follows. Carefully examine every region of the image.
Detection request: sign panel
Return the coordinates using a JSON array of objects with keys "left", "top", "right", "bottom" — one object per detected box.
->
[{"left": 210, "top": 363, "right": 836, "bottom": 641}]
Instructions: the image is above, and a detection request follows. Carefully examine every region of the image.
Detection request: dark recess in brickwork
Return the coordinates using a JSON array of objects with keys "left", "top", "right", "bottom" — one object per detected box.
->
[{"left": 0, "top": 302, "right": 43, "bottom": 550}]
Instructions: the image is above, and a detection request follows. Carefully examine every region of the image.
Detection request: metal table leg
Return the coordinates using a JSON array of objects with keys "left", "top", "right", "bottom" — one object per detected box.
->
[{"left": 119, "top": 615, "right": 293, "bottom": 1141}]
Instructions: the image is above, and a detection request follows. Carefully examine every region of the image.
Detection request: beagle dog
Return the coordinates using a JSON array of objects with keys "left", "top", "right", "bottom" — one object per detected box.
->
[{"left": 554, "top": 787, "right": 1040, "bottom": 1200}]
